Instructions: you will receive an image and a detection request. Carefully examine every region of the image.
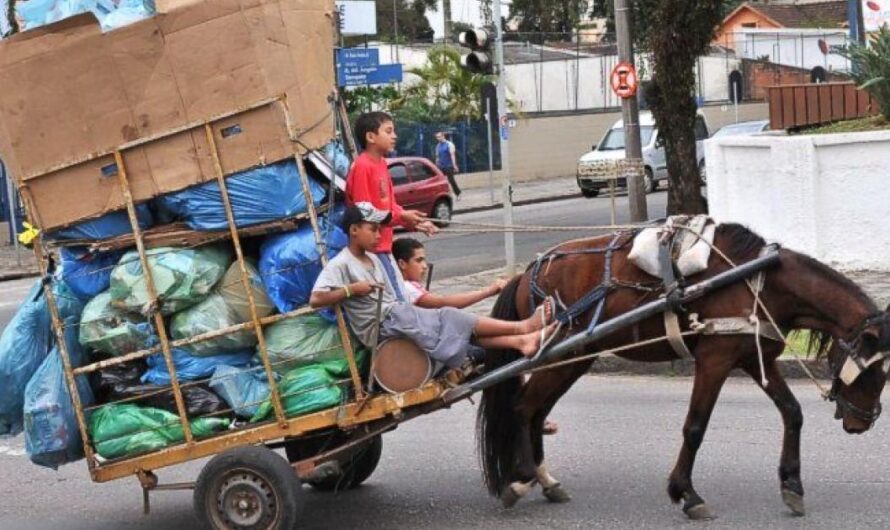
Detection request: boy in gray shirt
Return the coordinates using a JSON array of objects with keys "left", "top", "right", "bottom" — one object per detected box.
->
[{"left": 311, "top": 203, "right": 555, "bottom": 368}]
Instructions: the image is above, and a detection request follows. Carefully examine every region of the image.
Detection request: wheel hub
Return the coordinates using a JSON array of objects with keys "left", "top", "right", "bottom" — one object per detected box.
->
[{"left": 216, "top": 472, "right": 278, "bottom": 529}]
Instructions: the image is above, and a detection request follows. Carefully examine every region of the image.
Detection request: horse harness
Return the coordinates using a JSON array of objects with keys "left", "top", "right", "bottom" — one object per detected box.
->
[{"left": 826, "top": 313, "right": 890, "bottom": 423}]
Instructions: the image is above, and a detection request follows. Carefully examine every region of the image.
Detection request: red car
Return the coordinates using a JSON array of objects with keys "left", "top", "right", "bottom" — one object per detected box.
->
[{"left": 387, "top": 157, "right": 454, "bottom": 224}]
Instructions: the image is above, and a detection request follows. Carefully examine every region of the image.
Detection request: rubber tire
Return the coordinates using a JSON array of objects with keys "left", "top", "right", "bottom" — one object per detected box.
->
[
  {"left": 307, "top": 435, "right": 383, "bottom": 492},
  {"left": 580, "top": 188, "right": 599, "bottom": 198},
  {"left": 643, "top": 168, "right": 655, "bottom": 194},
  {"left": 432, "top": 199, "right": 452, "bottom": 227},
  {"left": 194, "top": 446, "right": 303, "bottom": 530}
]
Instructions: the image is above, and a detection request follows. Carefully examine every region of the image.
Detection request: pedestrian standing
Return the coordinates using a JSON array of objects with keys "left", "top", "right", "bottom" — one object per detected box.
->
[{"left": 435, "top": 131, "right": 461, "bottom": 198}]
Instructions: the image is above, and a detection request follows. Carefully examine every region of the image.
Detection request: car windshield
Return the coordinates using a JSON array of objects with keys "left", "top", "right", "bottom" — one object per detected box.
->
[
  {"left": 713, "top": 122, "right": 768, "bottom": 138},
  {"left": 599, "top": 126, "right": 655, "bottom": 150}
]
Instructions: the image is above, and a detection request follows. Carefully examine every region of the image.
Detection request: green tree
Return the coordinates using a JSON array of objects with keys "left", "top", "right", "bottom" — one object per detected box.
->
[
  {"left": 394, "top": 47, "right": 493, "bottom": 121},
  {"left": 840, "top": 25, "right": 890, "bottom": 121},
  {"left": 373, "top": 0, "right": 438, "bottom": 43}
]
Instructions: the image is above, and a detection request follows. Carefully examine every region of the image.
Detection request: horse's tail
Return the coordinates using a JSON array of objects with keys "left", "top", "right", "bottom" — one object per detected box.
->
[{"left": 476, "top": 274, "right": 524, "bottom": 497}]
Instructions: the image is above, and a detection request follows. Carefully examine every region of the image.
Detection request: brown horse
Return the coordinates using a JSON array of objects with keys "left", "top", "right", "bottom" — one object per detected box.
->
[{"left": 477, "top": 223, "right": 890, "bottom": 519}]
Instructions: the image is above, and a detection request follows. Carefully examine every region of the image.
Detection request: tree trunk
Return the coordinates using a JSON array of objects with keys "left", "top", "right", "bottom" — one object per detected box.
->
[{"left": 443, "top": 0, "right": 453, "bottom": 42}]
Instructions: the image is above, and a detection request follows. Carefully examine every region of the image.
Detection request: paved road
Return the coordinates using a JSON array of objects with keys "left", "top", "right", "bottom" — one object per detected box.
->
[
  {"left": 424, "top": 192, "right": 667, "bottom": 279},
  {"left": 2, "top": 375, "right": 890, "bottom": 529},
  {"left": 0, "top": 276, "right": 36, "bottom": 331}
]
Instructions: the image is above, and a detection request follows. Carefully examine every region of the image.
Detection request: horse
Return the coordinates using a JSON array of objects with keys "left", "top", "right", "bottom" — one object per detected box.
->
[{"left": 477, "top": 223, "right": 890, "bottom": 520}]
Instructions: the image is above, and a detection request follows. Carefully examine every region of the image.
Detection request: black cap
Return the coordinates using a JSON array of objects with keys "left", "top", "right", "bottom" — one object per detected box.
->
[{"left": 342, "top": 202, "right": 392, "bottom": 232}]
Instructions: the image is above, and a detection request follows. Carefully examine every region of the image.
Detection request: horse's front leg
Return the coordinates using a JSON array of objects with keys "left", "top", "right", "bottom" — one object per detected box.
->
[
  {"left": 743, "top": 359, "right": 806, "bottom": 516},
  {"left": 667, "top": 351, "right": 735, "bottom": 520}
]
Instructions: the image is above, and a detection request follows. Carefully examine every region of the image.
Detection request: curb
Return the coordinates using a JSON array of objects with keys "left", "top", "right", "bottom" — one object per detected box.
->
[
  {"left": 454, "top": 191, "right": 582, "bottom": 215},
  {"left": 589, "top": 356, "right": 827, "bottom": 380},
  {"left": 0, "top": 271, "right": 39, "bottom": 283}
]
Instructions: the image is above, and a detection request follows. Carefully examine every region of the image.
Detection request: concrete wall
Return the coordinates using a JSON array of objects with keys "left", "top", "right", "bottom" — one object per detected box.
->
[
  {"left": 706, "top": 130, "right": 890, "bottom": 272},
  {"left": 460, "top": 101, "right": 770, "bottom": 187}
]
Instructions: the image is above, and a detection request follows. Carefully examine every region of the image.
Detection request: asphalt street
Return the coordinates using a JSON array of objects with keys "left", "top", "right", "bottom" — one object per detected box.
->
[{"left": 2, "top": 376, "right": 890, "bottom": 529}]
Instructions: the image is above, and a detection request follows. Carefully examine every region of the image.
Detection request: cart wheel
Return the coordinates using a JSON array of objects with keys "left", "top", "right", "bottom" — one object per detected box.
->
[
  {"left": 310, "top": 435, "right": 383, "bottom": 491},
  {"left": 194, "top": 446, "right": 303, "bottom": 530}
]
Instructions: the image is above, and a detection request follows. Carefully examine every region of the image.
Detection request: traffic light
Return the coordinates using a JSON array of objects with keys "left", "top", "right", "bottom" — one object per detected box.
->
[{"left": 458, "top": 29, "right": 493, "bottom": 74}]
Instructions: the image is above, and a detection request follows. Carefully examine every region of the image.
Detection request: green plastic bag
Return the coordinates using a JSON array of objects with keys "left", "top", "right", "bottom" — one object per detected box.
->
[
  {"left": 109, "top": 245, "right": 231, "bottom": 315},
  {"left": 264, "top": 314, "right": 365, "bottom": 375},
  {"left": 218, "top": 260, "right": 275, "bottom": 322},
  {"left": 90, "top": 404, "right": 229, "bottom": 459},
  {"left": 79, "top": 291, "right": 155, "bottom": 356},
  {"left": 251, "top": 366, "right": 343, "bottom": 422},
  {"left": 170, "top": 293, "right": 257, "bottom": 356}
]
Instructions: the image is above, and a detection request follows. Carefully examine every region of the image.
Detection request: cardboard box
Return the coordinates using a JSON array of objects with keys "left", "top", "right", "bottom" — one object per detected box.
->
[{"left": 0, "top": 0, "right": 336, "bottom": 231}]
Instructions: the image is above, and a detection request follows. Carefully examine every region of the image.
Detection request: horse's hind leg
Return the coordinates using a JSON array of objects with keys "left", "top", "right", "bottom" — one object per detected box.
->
[
  {"left": 743, "top": 360, "right": 805, "bottom": 516},
  {"left": 667, "top": 351, "right": 735, "bottom": 520}
]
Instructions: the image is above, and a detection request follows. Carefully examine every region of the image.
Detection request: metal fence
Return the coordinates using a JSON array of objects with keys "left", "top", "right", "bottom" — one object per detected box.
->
[
  {"left": 0, "top": 160, "right": 24, "bottom": 244},
  {"left": 394, "top": 120, "right": 501, "bottom": 174}
]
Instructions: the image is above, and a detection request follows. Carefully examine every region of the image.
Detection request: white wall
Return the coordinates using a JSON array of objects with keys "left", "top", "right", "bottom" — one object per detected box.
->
[
  {"left": 730, "top": 29, "right": 850, "bottom": 73},
  {"left": 706, "top": 131, "right": 890, "bottom": 272}
]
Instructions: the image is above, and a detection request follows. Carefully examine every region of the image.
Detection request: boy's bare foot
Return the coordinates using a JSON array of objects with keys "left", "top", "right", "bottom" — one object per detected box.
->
[
  {"left": 518, "top": 322, "right": 559, "bottom": 357},
  {"left": 520, "top": 297, "right": 555, "bottom": 334}
]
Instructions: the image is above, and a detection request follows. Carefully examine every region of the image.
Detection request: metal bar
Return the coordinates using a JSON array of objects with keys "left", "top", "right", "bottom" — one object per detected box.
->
[
  {"left": 20, "top": 96, "right": 282, "bottom": 182},
  {"left": 113, "top": 150, "right": 193, "bottom": 444},
  {"left": 203, "top": 123, "right": 287, "bottom": 427},
  {"left": 292, "top": 155, "right": 365, "bottom": 400},
  {"left": 443, "top": 251, "right": 782, "bottom": 403},
  {"left": 73, "top": 305, "right": 319, "bottom": 376}
]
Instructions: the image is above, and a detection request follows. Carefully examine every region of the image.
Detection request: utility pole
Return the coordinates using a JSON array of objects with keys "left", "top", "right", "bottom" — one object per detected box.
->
[
  {"left": 614, "top": 0, "right": 648, "bottom": 222},
  {"left": 443, "top": 0, "right": 453, "bottom": 42},
  {"left": 493, "top": 0, "right": 515, "bottom": 274},
  {"left": 393, "top": 0, "right": 400, "bottom": 63}
]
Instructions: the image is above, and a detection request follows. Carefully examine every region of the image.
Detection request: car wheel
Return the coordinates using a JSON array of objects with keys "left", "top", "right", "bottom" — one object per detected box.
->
[
  {"left": 699, "top": 160, "right": 707, "bottom": 185},
  {"left": 643, "top": 168, "right": 655, "bottom": 194},
  {"left": 432, "top": 199, "right": 452, "bottom": 227},
  {"left": 581, "top": 188, "right": 599, "bottom": 198}
]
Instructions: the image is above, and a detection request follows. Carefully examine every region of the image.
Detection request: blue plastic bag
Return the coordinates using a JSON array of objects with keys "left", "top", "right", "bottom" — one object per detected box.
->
[
  {"left": 16, "top": 0, "right": 155, "bottom": 32},
  {"left": 323, "top": 141, "right": 351, "bottom": 179},
  {"left": 259, "top": 215, "right": 347, "bottom": 322},
  {"left": 209, "top": 364, "right": 271, "bottom": 419},
  {"left": 46, "top": 204, "right": 153, "bottom": 241},
  {"left": 60, "top": 247, "right": 123, "bottom": 300},
  {"left": 154, "top": 160, "right": 327, "bottom": 231},
  {"left": 141, "top": 348, "right": 254, "bottom": 386}
]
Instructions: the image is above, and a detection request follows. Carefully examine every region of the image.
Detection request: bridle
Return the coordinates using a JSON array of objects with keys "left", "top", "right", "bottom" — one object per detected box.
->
[{"left": 826, "top": 313, "right": 890, "bottom": 424}]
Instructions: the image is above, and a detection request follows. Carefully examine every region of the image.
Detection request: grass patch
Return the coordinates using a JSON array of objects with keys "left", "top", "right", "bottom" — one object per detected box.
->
[
  {"left": 782, "top": 330, "right": 817, "bottom": 358},
  {"left": 797, "top": 115, "right": 890, "bottom": 135}
]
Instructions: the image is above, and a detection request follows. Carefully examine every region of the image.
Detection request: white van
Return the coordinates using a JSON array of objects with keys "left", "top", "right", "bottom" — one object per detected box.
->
[{"left": 576, "top": 111, "right": 710, "bottom": 197}]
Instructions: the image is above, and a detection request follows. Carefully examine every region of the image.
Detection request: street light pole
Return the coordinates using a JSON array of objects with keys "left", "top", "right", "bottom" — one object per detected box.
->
[
  {"left": 614, "top": 0, "right": 648, "bottom": 223},
  {"left": 493, "top": 0, "right": 515, "bottom": 274}
]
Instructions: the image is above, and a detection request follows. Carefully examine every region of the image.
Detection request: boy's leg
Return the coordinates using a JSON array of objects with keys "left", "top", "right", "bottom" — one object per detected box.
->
[
  {"left": 476, "top": 323, "right": 558, "bottom": 358},
  {"left": 473, "top": 299, "right": 553, "bottom": 338}
]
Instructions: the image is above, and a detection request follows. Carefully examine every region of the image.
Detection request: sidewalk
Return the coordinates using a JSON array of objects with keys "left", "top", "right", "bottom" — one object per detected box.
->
[
  {"left": 454, "top": 175, "right": 580, "bottom": 214},
  {"left": 0, "top": 245, "right": 38, "bottom": 281}
]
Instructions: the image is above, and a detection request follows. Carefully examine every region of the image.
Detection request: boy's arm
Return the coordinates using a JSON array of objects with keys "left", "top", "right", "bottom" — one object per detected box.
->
[
  {"left": 415, "top": 279, "right": 506, "bottom": 309},
  {"left": 310, "top": 281, "right": 383, "bottom": 308}
]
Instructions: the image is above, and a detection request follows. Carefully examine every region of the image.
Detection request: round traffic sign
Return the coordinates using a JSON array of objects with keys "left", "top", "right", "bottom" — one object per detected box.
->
[{"left": 610, "top": 62, "right": 638, "bottom": 99}]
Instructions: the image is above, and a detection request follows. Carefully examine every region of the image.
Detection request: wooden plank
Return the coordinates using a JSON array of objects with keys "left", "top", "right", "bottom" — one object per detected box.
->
[
  {"left": 831, "top": 85, "right": 846, "bottom": 121},
  {"left": 794, "top": 87, "right": 809, "bottom": 127},
  {"left": 857, "top": 88, "right": 871, "bottom": 117},
  {"left": 782, "top": 87, "right": 796, "bottom": 129},
  {"left": 768, "top": 87, "right": 784, "bottom": 130},
  {"left": 806, "top": 86, "right": 820, "bottom": 125},
  {"left": 844, "top": 84, "right": 858, "bottom": 119},
  {"left": 818, "top": 85, "right": 833, "bottom": 123}
]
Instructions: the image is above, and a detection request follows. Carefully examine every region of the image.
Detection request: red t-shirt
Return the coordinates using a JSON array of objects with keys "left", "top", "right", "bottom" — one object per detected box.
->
[{"left": 345, "top": 152, "right": 405, "bottom": 253}]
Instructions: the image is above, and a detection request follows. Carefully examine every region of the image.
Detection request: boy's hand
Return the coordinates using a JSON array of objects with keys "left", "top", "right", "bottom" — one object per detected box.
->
[
  {"left": 400, "top": 209, "right": 426, "bottom": 227},
  {"left": 415, "top": 220, "right": 439, "bottom": 236},
  {"left": 487, "top": 278, "right": 508, "bottom": 295},
  {"left": 350, "top": 281, "right": 383, "bottom": 297}
]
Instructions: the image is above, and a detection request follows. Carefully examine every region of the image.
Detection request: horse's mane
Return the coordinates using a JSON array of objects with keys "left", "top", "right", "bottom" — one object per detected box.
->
[{"left": 715, "top": 223, "right": 877, "bottom": 359}]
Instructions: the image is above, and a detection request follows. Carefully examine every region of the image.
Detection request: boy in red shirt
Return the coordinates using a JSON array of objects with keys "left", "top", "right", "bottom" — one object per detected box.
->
[{"left": 346, "top": 112, "right": 438, "bottom": 300}]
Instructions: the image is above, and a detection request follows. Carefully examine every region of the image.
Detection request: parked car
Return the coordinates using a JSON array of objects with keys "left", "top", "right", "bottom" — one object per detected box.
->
[
  {"left": 576, "top": 111, "right": 710, "bottom": 197},
  {"left": 387, "top": 157, "right": 454, "bottom": 225},
  {"left": 711, "top": 120, "right": 770, "bottom": 138}
]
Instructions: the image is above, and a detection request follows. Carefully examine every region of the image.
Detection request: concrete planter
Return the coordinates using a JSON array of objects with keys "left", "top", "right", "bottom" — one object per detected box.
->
[{"left": 706, "top": 130, "right": 890, "bottom": 275}]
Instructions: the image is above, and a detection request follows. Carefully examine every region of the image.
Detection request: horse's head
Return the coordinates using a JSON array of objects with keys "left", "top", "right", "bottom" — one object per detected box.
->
[{"left": 826, "top": 309, "right": 890, "bottom": 434}]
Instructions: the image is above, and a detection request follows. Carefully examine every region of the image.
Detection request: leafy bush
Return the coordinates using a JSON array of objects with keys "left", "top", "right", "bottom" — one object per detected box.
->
[{"left": 841, "top": 26, "right": 890, "bottom": 120}]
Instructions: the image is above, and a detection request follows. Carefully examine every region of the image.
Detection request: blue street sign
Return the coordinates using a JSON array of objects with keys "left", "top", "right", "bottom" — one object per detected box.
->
[
  {"left": 336, "top": 48, "right": 379, "bottom": 69},
  {"left": 338, "top": 63, "right": 403, "bottom": 87}
]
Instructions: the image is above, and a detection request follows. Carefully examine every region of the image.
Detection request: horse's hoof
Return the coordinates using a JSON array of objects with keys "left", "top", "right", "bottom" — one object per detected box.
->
[
  {"left": 782, "top": 489, "right": 806, "bottom": 516},
  {"left": 685, "top": 503, "right": 715, "bottom": 521},
  {"left": 501, "top": 487, "right": 521, "bottom": 509},
  {"left": 543, "top": 485, "right": 572, "bottom": 503}
]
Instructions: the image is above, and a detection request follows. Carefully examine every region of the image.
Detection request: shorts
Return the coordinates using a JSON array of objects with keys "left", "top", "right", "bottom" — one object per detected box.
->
[{"left": 379, "top": 304, "right": 478, "bottom": 368}]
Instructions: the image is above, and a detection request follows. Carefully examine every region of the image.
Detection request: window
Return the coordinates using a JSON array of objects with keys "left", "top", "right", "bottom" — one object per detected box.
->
[
  {"left": 599, "top": 126, "right": 655, "bottom": 150},
  {"left": 410, "top": 161, "right": 438, "bottom": 182},
  {"left": 694, "top": 117, "right": 710, "bottom": 141},
  {"left": 388, "top": 163, "right": 410, "bottom": 186},
  {"left": 741, "top": 22, "right": 757, "bottom": 28}
]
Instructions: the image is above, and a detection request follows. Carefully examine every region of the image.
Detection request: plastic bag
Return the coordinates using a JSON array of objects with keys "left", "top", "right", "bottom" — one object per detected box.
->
[
  {"left": 141, "top": 348, "right": 254, "bottom": 386},
  {"left": 264, "top": 314, "right": 363, "bottom": 376},
  {"left": 110, "top": 245, "right": 232, "bottom": 315},
  {"left": 23, "top": 324, "right": 93, "bottom": 469},
  {"left": 251, "top": 366, "right": 343, "bottom": 422},
  {"left": 60, "top": 247, "right": 123, "bottom": 300},
  {"left": 79, "top": 291, "right": 156, "bottom": 356},
  {"left": 16, "top": 0, "right": 155, "bottom": 33},
  {"left": 96, "top": 362, "right": 228, "bottom": 418},
  {"left": 154, "top": 160, "right": 327, "bottom": 231},
  {"left": 218, "top": 260, "right": 275, "bottom": 322},
  {"left": 209, "top": 364, "right": 271, "bottom": 419},
  {"left": 0, "top": 280, "right": 84, "bottom": 436},
  {"left": 170, "top": 293, "right": 257, "bottom": 356},
  {"left": 259, "top": 215, "right": 347, "bottom": 321},
  {"left": 46, "top": 204, "right": 153, "bottom": 241},
  {"left": 323, "top": 141, "right": 351, "bottom": 179},
  {"left": 90, "top": 404, "right": 229, "bottom": 460}
]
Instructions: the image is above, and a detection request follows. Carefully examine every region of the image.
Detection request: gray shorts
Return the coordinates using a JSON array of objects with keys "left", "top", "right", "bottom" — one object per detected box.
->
[{"left": 379, "top": 304, "right": 479, "bottom": 368}]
